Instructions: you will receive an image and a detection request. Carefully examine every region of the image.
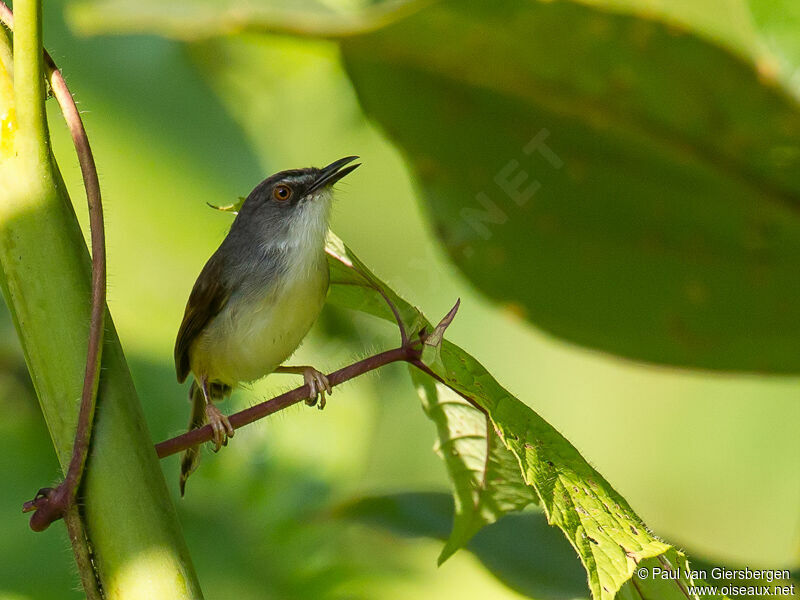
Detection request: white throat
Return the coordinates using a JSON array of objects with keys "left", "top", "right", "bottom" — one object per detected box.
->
[{"left": 260, "top": 189, "right": 332, "bottom": 278}]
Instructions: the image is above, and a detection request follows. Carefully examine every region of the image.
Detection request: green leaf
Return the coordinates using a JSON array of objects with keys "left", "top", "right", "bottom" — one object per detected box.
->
[
  {"left": 324, "top": 233, "right": 696, "bottom": 600},
  {"left": 746, "top": 0, "right": 800, "bottom": 92},
  {"left": 334, "top": 0, "right": 800, "bottom": 373},
  {"left": 572, "top": 0, "right": 761, "bottom": 62},
  {"left": 419, "top": 299, "right": 459, "bottom": 372},
  {"left": 67, "top": 0, "right": 419, "bottom": 39},
  {"left": 410, "top": 371, "right": 539, "bottom": 564},
  {"left": 76, "top": 0, "right": 800, "bottom": 373},
  {"left": 338, "top": 492, "right": 797, "bottom": 600},
  {"left": 66, "top": 0, "right": 762, "bottom": 66},
  {"left": 207, "top": 196, "right": 246, "bottom": 213}
]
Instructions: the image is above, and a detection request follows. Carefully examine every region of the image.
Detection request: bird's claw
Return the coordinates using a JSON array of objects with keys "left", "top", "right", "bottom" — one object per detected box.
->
[
  {"left": 205, "top": 403, "right": 234, "bottom": 452},
  {"left": 303, "top": 368, "right": 332, "bottom": 410}
]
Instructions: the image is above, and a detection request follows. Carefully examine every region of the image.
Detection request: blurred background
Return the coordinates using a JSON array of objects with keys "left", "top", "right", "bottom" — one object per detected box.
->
[{"left": 1, "top": 0, "right": 799, "bottom": 598}]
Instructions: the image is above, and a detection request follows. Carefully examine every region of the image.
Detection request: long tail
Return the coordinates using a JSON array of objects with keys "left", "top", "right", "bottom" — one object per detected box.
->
[{"left": 179, "top": 381, "right": 206, "bottom": 497}]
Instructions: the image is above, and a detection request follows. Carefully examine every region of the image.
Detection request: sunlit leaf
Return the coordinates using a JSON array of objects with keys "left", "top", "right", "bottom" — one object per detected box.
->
[
  {"left": 67, "top": 0, "right": 419, "bottom": 39},
  {"left": 746, "top": 0, "right": 800, "bottom": 94},
  {"left": 325, "top": 233, "right": 702, "bottom": 600},
  {"left": 410, "top": 372, "right": 538, "bottom": 564},
  {"left": 206, "top": 196, "right": 246, "bottom": 213}
]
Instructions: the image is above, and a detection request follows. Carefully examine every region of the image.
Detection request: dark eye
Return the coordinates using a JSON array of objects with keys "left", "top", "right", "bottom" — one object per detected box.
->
[{"left": 273, "top": 184, "right": 292, "bottom": 202}]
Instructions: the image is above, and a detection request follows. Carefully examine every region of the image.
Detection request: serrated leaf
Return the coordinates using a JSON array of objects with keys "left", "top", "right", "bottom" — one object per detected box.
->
[
  {"left": 410, "top": 371, "right": 538, "bottom": 564},
  {"left": 324, "top": 233, "right": 696, "bottom": 600},
  {"left": 335, "top": 492, "right": 773, "bottom": 600}
]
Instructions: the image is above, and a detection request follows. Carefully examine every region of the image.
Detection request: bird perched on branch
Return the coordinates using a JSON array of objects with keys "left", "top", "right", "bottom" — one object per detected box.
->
[{"left": 174, "top": 156, "right": 360, "bottom": 495}]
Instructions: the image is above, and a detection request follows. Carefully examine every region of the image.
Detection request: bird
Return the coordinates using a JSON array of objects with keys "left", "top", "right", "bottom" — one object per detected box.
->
[{"left": 174, "top": 156, "right": 360, "bottom": 495}]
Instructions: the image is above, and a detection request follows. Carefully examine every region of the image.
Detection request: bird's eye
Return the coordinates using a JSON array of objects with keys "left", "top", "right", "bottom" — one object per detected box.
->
[{"left": 273, "top": 184, "right": 292, "bottom": 202}]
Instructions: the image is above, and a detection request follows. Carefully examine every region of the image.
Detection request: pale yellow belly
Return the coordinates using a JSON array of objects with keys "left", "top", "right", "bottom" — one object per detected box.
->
[{"left": 189, "top": 258, "right": 328, "bottom": 387}]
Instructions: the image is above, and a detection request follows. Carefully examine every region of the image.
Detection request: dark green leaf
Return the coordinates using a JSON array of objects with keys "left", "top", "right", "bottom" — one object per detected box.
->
[
  {"left": 336, "top": 0, "right": 800, "bottom": 373},
  {"left": 69, "top": 0, "right": 800, "bottom": 376}
]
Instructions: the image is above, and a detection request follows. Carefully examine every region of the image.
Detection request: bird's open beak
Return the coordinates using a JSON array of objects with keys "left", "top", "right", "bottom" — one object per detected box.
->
[{"left": 308, "top": 156, "right": 361, "bottom": 193}]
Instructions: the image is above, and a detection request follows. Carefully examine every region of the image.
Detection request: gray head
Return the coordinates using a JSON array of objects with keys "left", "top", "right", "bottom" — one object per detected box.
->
[
  {"left": 232, "top": 156, "right": 360, "bottom": 249},
  {"left": 239, "top": 156, "right": 359, "bottom": 217}
]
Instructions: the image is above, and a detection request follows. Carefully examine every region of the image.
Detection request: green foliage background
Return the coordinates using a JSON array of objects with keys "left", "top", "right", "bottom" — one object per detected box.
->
[{"left": 0, "top": 0, "right": 798, "bottom": 598}]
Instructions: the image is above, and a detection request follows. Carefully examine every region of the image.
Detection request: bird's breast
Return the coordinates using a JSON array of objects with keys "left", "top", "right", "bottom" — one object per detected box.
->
[{"left": 190, "top": 249, "right": 329, "bottom": 386}]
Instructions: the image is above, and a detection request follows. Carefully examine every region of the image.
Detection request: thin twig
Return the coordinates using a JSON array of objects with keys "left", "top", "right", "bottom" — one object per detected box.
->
[
  {"left": 372, "top": 284, "right": 409, "bottom": 347},
  {"left": 332, "top": 255, "right": 410, "bottom": 347},
  {"left": 1, "top": 0, "right": 107, "bottom": 535},
  {"left": 43, "top": 34, "right": 107, "bottom": 522},
  {"left": 157, "top": 345, "right": 419, "bottom": 458},
  {"left": 156, "top": 299, "right": 462, "bottom": 463}
]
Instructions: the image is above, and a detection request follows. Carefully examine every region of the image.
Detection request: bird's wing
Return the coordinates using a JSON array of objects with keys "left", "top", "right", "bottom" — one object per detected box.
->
[{"left": 174, "top": 255, "right": 231, "bottom": 383}]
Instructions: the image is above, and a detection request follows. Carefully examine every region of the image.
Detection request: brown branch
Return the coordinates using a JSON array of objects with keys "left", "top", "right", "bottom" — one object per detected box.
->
[
  {"left": 1, "top": 0, "right": 107, "bottom": 533},
  {"left": 156, "top": 298, "right": 462, "bottom": 460},
  {"left": 372, "top": 284, "right": 409, "bottom": 347},
  {"left": 156, "top": 345, "right": 419, "bottom": 458}
]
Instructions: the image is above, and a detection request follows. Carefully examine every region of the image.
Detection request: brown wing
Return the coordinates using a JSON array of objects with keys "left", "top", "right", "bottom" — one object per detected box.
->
[{"left": 174, "top": 256, "right": 231, "bottom": 383}]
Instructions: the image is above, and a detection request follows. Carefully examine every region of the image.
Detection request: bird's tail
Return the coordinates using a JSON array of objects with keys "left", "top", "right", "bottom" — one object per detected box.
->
[
  {"left": 179, "top": 380, "right": 232, "bottom": 495},
  {"left": 179, "top": 380, "right": 207, "bottom": 497}
]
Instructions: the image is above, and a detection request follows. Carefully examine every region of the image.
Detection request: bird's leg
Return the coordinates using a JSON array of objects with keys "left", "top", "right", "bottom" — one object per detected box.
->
[
  {"left": 274, "top": 365, "right": 332, "bottom": 410},
  {"left": 200, "top": 376, "right": 234, "bottom": 451}
]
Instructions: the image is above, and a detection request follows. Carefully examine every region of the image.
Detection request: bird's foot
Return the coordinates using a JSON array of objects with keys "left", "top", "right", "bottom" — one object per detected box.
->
[
  {"left": 205, "top": 403, "right": 234, "bottom": 451},
  {"left": 302, "top": 367, "right": 332, "bottom": 410}
]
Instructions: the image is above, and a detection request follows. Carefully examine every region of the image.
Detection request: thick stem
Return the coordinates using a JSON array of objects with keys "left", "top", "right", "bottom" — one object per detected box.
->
[
  {"left": 64, "top": 505, "right": 103, "bottom": 600},
  {"left": 0, "top": 2, "right": 203, "bottom": 597},
  {"left": 2, "top": 0, "right": 108, "bottom": 533},
  {"left": 9, "top": 0, "right": 47, "bottom": 169}
]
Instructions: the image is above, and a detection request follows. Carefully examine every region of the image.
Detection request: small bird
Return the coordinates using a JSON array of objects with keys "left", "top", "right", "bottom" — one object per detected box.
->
[{"left": 174, "top": 156, "right": 360, "bottom": 494}]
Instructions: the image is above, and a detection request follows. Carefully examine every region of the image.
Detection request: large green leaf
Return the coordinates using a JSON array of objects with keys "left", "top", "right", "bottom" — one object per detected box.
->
[
  {"left": 324, "top": 234, "right": 706, "bottom": 600},
  {"left": 67, "top": 0, "right": 761, "bottom": 63},
  {"left": 335, "top": 0, "right": 800, "bottom": 373},
  {"left": 69, "top": 0, "right": 800, "bottom": 373}
]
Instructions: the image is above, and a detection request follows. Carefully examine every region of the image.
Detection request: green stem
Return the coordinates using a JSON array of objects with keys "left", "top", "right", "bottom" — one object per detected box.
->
[
  {"left": 10, "top": 0, "right": 47, "bottom": 169},
  {"left": 0, "top": 2, "right": 203, "bottom": 598},
  {"left": 64, "top": 505, "right": 104, "bottom": 600}
]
